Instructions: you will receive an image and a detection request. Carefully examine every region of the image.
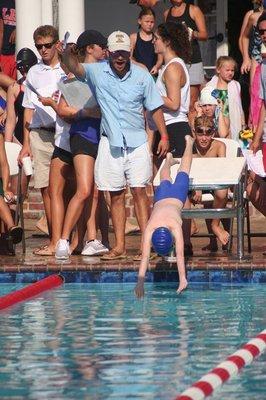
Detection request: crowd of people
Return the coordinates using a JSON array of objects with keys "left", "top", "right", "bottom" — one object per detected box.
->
[{"left": 0, "top": 1, "right": 265, "bottom": 285}]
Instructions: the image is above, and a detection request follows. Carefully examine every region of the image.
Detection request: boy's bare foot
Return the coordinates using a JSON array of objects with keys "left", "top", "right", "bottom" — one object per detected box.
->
[
  {"left": 212, "top": 225, "right": 230, "bottom": 246},
  {"left": 166, "top": 152, "right": 180, "bottom": 166},
  {"left": 176, "top": 278, "right": 188, "bottom": 294}
]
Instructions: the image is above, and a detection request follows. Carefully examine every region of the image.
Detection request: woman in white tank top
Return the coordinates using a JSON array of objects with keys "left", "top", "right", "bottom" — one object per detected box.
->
[{"left": 152, "top": 21, "right": 192, "bottom": 167}]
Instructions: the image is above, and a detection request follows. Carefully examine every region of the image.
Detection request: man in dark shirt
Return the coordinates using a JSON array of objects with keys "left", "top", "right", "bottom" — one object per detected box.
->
[{"left": 0, "top": 0, "right": 16, "bottom": 79}]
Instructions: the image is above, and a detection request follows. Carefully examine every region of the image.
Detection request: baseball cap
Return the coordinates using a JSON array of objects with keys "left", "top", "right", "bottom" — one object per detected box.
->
[
  {"left": 108, "top": 31, "right": 130, "bottom": 52},
  {"left": 151, "top": 227, "right": 173, "bottom": 256},
  {"left": 76, "top": 30, "right": 107, "bottom": 49},
  {"left": 199, "top": 86, "right": 218, "bottom": 106}
]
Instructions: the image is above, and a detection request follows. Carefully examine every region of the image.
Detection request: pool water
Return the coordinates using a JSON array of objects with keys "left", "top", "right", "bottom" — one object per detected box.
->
[{"left": 0, "top": 283, "right": 265, "bottom": 400}]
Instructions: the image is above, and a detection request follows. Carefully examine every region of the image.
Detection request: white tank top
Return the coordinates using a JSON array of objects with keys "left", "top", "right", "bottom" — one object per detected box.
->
[{"left": 156, "top": 57, "right": 190, "bottom": 124}]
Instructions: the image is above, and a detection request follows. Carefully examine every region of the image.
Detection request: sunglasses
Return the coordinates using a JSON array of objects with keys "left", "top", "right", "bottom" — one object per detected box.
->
[
  {"left": 109, "top": 50, "right": 130, "bottom": 58},
  {"left": 258, "top": 29, "right": 266, "bottom": 35},
  {"left": 195, "top": 128, "right": 214, "bottom": 136},
  {"left": 35, "top": 41, "right": 56, "bottom": 50}
]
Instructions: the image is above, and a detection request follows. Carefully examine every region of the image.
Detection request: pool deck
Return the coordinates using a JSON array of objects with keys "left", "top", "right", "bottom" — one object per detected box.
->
[{"left": 0, "top": 218, "right": 265, "bottom": 275}]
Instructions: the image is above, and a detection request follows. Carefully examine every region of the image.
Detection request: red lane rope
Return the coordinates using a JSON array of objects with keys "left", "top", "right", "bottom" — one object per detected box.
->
[
  {"left": 0, "top": 274, "right": 64, "bottom": 311},
  {"left": 175, "top": 329, "right": 266, "bottom": 400}
]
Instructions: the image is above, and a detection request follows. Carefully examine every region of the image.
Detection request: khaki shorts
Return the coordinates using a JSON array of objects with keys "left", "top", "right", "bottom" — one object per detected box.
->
[
  {"left": 30, "top": 129, "right": 55, "bottom": 189},
  {"left": 95, "top": 136, "right": 152, "bottom": 191}
]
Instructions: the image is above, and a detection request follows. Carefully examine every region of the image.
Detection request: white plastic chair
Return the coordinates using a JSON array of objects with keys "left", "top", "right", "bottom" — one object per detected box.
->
[
  {"left": 4, "top": 142, "right": 26, "bottom": 253},
  {"left": 201, "top": 138, "right": 241, "bottom": 202}
]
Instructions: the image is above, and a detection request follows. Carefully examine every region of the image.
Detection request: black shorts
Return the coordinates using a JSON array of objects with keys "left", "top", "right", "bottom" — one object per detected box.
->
[
  {"left": 70, "top": 135, "right": 98, "bottom": 159},
  {"left": 52, "top": 146, "right": 73, "bottom": 166},
  {"left": 153, "top": 121, "right": 192, "bottom": 157}
]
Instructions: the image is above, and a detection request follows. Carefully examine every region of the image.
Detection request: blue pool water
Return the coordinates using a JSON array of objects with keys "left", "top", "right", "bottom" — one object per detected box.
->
[{"left": 0, "top": 283, "right": 265, "bottom": 399}]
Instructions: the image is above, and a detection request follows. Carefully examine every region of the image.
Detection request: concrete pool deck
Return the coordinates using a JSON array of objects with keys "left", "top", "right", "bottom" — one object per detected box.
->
[{"left": 0, "top": 217, "right": 265, "bottom": 274}]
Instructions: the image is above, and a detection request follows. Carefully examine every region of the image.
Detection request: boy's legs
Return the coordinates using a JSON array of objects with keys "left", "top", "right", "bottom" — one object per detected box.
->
[
  {"left": 160, "top": 135, "right": 194, "bottom": 182},
  {"left": 178, "top": 135, "right": 194, "bottom": 175}
]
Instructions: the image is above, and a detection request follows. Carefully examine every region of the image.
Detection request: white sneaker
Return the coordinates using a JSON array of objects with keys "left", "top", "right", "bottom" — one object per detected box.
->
[
  {"left": 81, "top": 239, "right": 109, "bottom": 256},
  {"left": 55, "top": 239, "right": 71, "bottom": 260}
]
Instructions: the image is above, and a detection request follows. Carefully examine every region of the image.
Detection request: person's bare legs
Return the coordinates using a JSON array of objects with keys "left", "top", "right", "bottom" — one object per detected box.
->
[
  {"left": 97, "top": 191, "right": 110, "bottom": 247},
  {"left": 160, "top": 137, "right": 194, "bottom": 253},
  {"left": 189, "top": 85, "right": 200, "bottom": 127},
  {"left": 37, "top": 158, "right": 73, "bottom": 254},
  {"left": 130, "top": 187, "right": 150, "bottom": 234},
  {"left": 108, "top": 190, "right": 126, "bottom": 254},
  {"left": 211, "top": 189, "right": 230, "bottom": 245},
  {"left": 246, "top": 172, "right": 266, "bottom": 216},
  {"left": 61, "top": 154, "right": 95, "bottom": 240},
  {"left": 40, "top": 186, "right": 51, "bottom": 235},
  {"left": 0, "top": 197, "right": 15, "bottom": 229},
  {"left": 179, "top": 136, "right": 194, "bottom": 252},
  {"left": 202, "top": 201, "right": 218, "bottom": 252},
  {"left": 86, "top": 185, "right": 99, "bottom": 241}
]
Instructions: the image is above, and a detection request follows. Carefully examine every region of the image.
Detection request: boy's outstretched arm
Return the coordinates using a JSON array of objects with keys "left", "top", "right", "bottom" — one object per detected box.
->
[
  {"left": 173, "top": 225, "right": 188, "bottom": 294},
  {"left": 134, "top": 228, "right": 152, "bottom": 298}
]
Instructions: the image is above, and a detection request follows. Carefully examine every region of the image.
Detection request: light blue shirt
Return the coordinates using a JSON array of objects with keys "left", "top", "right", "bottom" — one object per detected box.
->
[{"left": 81, "top": 61, "right": 163, "bottom": 148}]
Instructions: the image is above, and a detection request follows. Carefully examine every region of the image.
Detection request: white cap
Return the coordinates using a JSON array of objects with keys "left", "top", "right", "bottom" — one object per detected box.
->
[
  {"left": 108, "top": 31, "right": 130, "bottom": 52},
  {"left": 199, "top": 86, "right": 218, "bottom": 106}
]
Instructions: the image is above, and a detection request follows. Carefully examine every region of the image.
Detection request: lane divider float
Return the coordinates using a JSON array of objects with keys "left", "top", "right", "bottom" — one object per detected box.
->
[
  {"left": 175, "top": 329, "right": 266, "bottom": 400},
  {"left": 0, "top": 274, "right": 64, "bottom": 311}
]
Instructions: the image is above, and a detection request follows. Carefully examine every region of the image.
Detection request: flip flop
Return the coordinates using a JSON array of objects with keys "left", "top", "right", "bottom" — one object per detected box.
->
[
  {"left": 8, "top": 226, "right": 23, "bottom": 244},
  {"left": 33, "top": 244, "right": 49, "bottom": 255},
  {"left": 33, "top": 246, "right": 55, "bottom": 256},
  {"left": 132, "top": 253, "right": 157, "bottom": 262},
  {"left": 101, "top": 250, "right": 127, "bottom": 261}
]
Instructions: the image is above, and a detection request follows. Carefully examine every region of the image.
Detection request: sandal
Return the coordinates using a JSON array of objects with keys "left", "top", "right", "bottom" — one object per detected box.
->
[
  {"left": 33, "top": 244, "right": 49, "bottom": 255},
  {"left": 8, "top": 226, "right": 23, "bottom": 244},
  {"left": 33, "top": 246, "right": 55, "bottom": 256},
  {"left": 101, "top": 250, "right": 127, "bottom": 261},
  {"left": 132, "top": 252, "right": 157, "bottom": 262}
]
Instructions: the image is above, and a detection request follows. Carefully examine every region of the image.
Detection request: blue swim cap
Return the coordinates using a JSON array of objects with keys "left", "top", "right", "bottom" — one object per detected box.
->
[{"left": 151, "top": 227, "right": 173, "bottom": 256}]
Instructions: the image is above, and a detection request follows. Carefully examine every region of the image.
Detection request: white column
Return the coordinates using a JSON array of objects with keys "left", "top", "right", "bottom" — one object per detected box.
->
[
  {"left": 16, "top": 0, "right": 42, "bottom": 53},
  {"left": 58, "top": 0, "right": 85, "bottom": 43},
  {"left": 41, "top": 0, "right": 53, "bottom": 25}
]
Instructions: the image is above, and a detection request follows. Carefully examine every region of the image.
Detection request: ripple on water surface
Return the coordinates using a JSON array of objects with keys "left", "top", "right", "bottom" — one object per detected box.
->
[{"left": 0, "top": 283, "right": 265, "bottom": 399}]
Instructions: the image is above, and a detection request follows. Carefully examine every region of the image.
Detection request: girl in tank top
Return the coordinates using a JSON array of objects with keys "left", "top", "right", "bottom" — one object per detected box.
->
[
  {"left": 130, "top": 7, "right": 163, "bottom": 75},
  {"left": 164, "top": 0, "right": 207, "bottom": 125},
  {"left": 151, "top": 21, "right": 192, "bottom": 162}
]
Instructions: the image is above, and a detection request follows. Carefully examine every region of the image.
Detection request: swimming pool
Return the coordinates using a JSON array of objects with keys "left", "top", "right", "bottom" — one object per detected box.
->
[{"left": 0, "top": 282, "right": 265, "bottom": 399}]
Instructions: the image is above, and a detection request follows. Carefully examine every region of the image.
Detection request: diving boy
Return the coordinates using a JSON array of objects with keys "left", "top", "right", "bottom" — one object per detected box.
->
[{"left": 135, "top": 135, "right": 194, "bottom": 298}]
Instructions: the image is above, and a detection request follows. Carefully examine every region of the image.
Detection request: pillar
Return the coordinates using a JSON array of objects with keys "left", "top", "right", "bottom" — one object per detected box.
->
[
  {"left": 16, "top": 0, "right": 42, "bottom": 53},
  {"left": 58, "top": 0, "right": 85, "bottom": 43},
  {"left": 41, "top": 0, "right": 53, "bottom": 26}
]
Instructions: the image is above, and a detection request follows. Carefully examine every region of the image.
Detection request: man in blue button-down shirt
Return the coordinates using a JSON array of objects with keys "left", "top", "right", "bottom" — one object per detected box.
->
[{"left": 62, "top": 30, "right": 169, "bottom": 260}]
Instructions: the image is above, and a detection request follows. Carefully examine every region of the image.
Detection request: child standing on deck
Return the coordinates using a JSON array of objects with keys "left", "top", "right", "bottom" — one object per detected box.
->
[
  {"left": 206, "top": 56, "right": 245, "bottom": 143},
  {"left": 130, "top": 7, "right": 163, "bottom": 74}
]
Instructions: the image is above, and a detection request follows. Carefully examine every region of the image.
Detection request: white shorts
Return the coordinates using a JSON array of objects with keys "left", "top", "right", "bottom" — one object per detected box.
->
[{"left": 95, "top": 136, "right": 152, "bottom": 191}]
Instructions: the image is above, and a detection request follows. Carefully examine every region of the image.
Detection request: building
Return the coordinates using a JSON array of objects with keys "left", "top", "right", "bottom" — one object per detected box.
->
[
  {"left": 16, "top": 0, "right": 254, "bottom": 219},
  {"left": 17, "top": 0, "right": 253, "bottom": 76}
]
